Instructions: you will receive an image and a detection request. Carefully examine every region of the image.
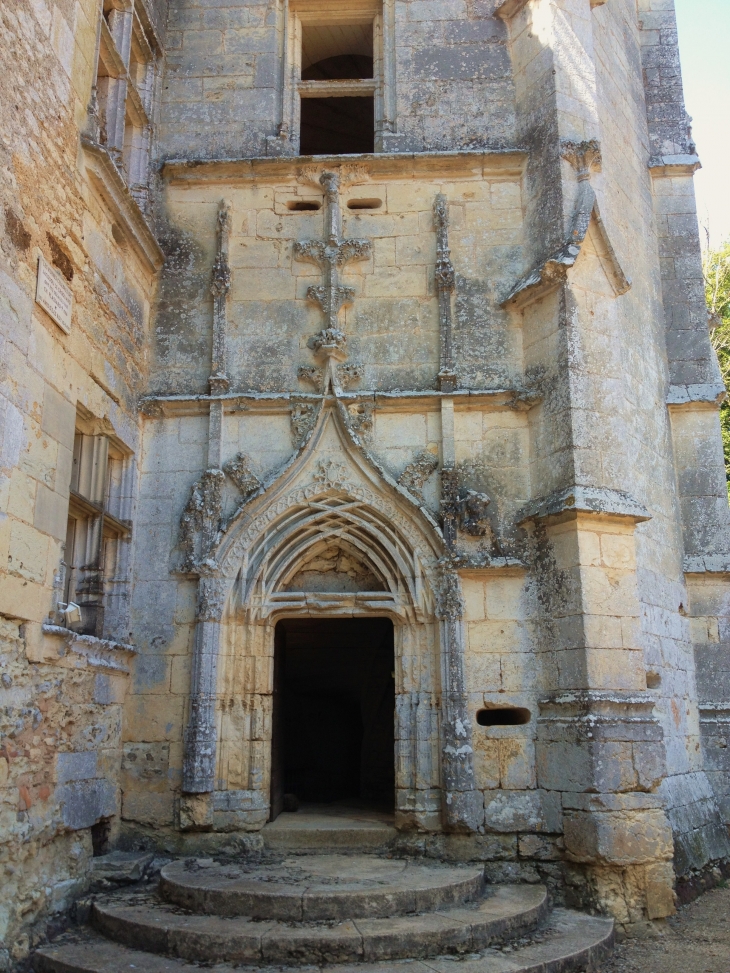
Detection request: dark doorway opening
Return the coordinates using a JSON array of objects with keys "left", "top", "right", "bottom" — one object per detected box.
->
[
  {"left": 270, "top": 618, "right": 395, "bottom": 819},
  {"left": 300, "top": 96, "right": 375, "bottom": 156}
]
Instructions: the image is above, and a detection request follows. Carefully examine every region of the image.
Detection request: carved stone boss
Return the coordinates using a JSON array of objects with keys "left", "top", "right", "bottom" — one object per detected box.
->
[
  {"left": 294, "top": 170, "right": 371, "bottom": 392},
  {"left": 434, "top": 194, "right": 457, "bottom": 392}
]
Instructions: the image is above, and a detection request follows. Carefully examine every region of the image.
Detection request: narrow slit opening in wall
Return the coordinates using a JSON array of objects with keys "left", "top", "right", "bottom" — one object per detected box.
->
[
  {"left": 476, "top": 707, "right": 531, "bottom": 727},
  {"left": 287, "top": 200, "right": 322, "bottom": 211},
  {"left": 347, "top": 198, "right": 382, "bottom": 210}
]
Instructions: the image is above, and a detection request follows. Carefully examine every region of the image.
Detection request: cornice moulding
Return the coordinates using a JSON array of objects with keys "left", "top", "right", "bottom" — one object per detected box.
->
[
  {"left": 518, "top": 485, "right": 651, "bottom": 525},
  {"left": 667, "top": 383, "right": 726, "bottom": 407},
  {"left": 684, "top": 556, "right": 730, "bottom": 575},
  {"left": 140, "top": 387, "right": 542, "bottom": 418},
  {"left": 649, "top": 154, "right": 701, "bottom": 178},
  {"left": 162, "top": 149, "right": 528, "bottom": 185}
]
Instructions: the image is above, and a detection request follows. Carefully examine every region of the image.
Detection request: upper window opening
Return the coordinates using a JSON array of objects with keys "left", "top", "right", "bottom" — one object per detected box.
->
[
  {"left": 300, "top": 97, "right": 374, "bottom": 156},
  {"left": 301, "top": 24, "right": 373, "bottom": 77},
  {"left": 298, "top": 21, "right": 376, "bottom": 156}
]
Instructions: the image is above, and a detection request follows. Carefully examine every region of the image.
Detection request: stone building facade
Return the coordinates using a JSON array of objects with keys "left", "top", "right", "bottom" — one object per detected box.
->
[{"left": 1, "top": 0, "right": 730, "bottom": 962}]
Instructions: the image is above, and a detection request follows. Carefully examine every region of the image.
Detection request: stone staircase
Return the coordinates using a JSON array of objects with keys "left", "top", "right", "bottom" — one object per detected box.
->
[{"left": 34, "top": 853, "right": 614, "bottom": 973}]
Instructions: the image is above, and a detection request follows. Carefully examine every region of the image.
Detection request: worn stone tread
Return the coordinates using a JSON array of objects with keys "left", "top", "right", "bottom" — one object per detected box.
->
[
  {"left": 90, "top": 884, "right": 548, "bottom": 964},
  {"left": 33, "top": 908, "right": 614, "bottom": 973},
  {"left": 160, "top": 855, "right": 485, "bottom": 919}
]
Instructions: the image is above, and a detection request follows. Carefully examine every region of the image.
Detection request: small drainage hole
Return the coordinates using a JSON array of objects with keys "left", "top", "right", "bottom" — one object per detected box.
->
[
  {"left": 287, "top": 200, "right": 322, "bottom": 211},
  {"left": 347, "top": 198, "right": 382, "bottom": 210},
  {"left": 476, "top": 707, "right": 531, "bottom": 727}
]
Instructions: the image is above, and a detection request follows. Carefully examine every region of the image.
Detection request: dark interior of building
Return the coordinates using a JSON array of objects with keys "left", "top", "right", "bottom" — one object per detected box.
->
[
  {"left": 271, "top": 618, "right": 395, "bottom": 815},
  {"left": 300, "top": 54, "right": 375, "bottom": 155}
]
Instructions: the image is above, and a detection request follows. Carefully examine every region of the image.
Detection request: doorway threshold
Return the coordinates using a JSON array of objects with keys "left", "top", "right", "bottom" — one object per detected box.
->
[{"left": 263, "top": 801, "right": 397, "bottom": 853}]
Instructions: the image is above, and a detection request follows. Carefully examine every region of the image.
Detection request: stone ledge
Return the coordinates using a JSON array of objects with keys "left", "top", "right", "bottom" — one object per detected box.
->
[
  {"left": 162, "top": 148, "right": 529, "bottom": 184},
  {"left": 538, "top": 690, "right": 658, "bottom": 723},
  {"left": 140, "top": 387, "right": 543, "bottom": 418},
  {"left": 649, "top": 154, "right": 702, "bottom": 177},
  {"left": 684, "top": 555, "right": 730, "bottom": 575},
  {"left": 517, "top": 486, "right": 650, "bottom": 525},
  {"left": 667, "top": 383, "right": 726, "bottom": 406},
  {"left": 42, "top": 624, "right": 137, "bottom": 673},
  {"left": 699, "top": 703, "right": 730, "bottom": 723},
  {"left": 81, "top": 136, "right": 164, "bottom": 274}
]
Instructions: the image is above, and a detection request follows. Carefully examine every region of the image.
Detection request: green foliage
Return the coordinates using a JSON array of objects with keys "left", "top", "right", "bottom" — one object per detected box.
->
[{"left": 704, "top": 240, "right": 730, "bottom": 496}]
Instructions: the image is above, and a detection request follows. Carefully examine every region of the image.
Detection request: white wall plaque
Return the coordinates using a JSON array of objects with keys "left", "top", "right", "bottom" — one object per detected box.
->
[{"left": 36, "top": 255, "right": 73, "bottom": 333}]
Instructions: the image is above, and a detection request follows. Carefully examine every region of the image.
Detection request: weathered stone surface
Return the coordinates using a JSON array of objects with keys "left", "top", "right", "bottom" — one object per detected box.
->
[
  {"left": 91, "top": 852, "right": 155, "bottom": 884},
  {"left": 90, "top": 882, "right": 548, "bottom": 964},
  {"left": 33, "top": 908, "right": 613, "bottom": 973},
  {"left": 2, "top": 0, "right": 729, "bottom": 950},
  {"left": 159, "top": 855, "right": 485, "bottom": 920}
]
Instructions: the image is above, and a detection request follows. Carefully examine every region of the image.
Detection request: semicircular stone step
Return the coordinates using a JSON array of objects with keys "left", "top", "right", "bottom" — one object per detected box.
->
[
  {"left": 160, "top": 854, "right": 486, "bottom": 919},
  {"left": 34, "top": 908, "right": 614, "bottom": 973},
  {"left": 91, "top": 884, "right": 548, "bottom": 966}
]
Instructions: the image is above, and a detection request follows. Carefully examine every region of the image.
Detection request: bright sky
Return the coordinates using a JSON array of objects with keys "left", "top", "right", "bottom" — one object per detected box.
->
[{"left": 675, "top": 0, "right": 730, "bottom": 249}]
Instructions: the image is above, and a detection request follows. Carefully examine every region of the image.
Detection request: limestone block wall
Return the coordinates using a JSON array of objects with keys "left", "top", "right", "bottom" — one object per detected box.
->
[
  {"left": 153, "top": 157, "right": 526, "bottom": 396},
  {"left": 158, "top": 0, "right": 518, "bottom": 161},
  {"left": 0, "top": 619, "right": 133, "bottom": 965},
  {"left": 0, "top": 0, "right": 163, "bottom": 956},
  {"left": 122, "top": 394, "right": 539, "bottom": 839}
]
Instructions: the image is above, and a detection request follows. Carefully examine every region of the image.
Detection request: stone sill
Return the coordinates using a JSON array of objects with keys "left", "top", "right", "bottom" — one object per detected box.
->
[
  {"left": 42, "top": 623, "right": 137, "bottom": 673},
  {"left": 699, "top": 703, "right": 730, "bottom": 723}
]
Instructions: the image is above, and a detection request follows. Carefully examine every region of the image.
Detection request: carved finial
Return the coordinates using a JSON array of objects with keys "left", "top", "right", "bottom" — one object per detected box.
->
[
  {"left": 295, "top": 172, "right": 372, "bottom": 387},
  {"left": 398, "top": 450, "right": 439, "bottom": 504},
  {"left": 434, "top": 193, "right": 449, "bottom": 231},
  {"left": 210, "top": 199, "right": 232, "bottom": 393},
  {"left": 433, "top": 194, "right": 457, "bottom": 390},
  {"left": 310, "top": 327, "right": 347, "bottom": 359}
]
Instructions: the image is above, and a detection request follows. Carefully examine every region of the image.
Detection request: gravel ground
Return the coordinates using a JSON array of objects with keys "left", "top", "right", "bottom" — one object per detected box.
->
[{"left": 600, "top": 885, "right": 730, "bottom": 973}]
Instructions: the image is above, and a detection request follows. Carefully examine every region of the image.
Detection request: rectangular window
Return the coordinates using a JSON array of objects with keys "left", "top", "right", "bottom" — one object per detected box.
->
[
  {"left": 62, "top": 415, "right": 133, "bottom": 640},
  {"left": 91, "top": 0, "right": 158, "bottom": 207},
  {"left": 285, "top": 0, "right": 391, "bottom": 155}
]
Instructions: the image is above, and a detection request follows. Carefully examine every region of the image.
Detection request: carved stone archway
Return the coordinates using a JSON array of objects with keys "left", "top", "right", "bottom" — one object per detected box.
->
[{"left": 181, "top": 400, "right": 481, "bottom": 833}]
